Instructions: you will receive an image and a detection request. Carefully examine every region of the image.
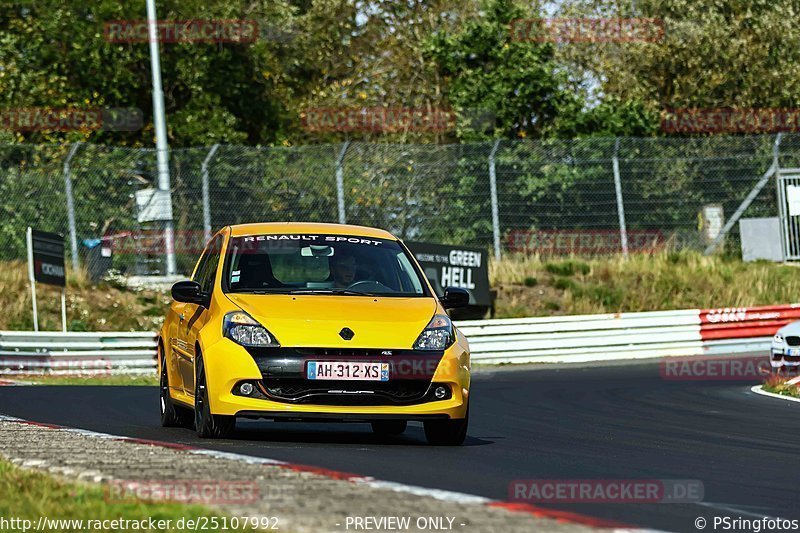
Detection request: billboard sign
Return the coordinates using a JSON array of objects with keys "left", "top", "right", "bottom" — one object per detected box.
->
[
  {"left": 406, "top": 242, "right": 491, "bottom": 307},
  {"left": 30, "top": 229, "right": 66, "bottom": 287}
]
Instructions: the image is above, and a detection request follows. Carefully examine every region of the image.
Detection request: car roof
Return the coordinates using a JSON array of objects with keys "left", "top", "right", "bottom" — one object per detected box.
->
[{"left": 227, "top": 222, "right": 397, "bottom": 240}]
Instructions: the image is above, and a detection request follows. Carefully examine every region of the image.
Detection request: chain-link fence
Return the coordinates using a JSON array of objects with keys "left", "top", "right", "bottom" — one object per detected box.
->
[{"left": 0, "top": 134, "right": 793, "bottom": 276}]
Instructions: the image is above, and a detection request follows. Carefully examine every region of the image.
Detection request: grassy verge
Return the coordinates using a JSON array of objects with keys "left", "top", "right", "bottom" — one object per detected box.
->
[
  {"left": 2, "top": 251, "right": 800, "bottom": 330},
  {"left": 0, "top": 261, "right": 169, "bottom": 331},
  {"left": 13, "top": 374, "right": 158, "bottom": 386},
  {"left": 491, "top": 251, "right": 800, "bottom": 317},
  {"left": 0, "top": 458, "right": 252, "bottom": 532},
  {"left": 762, "top": 375, "right": 800, "bottom": 398}
]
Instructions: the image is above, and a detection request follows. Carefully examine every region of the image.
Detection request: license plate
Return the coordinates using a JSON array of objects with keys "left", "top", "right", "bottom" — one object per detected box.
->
[
  {"left": 788, "top": 349, "right": 800, "bottom": 356},
  {"left": 307, "top": 361, "right": 389, "bottom": 381}
]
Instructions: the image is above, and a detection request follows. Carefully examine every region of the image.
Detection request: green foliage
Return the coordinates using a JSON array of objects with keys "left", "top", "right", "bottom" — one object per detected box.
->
[
  {"left": 425, "top": 0, "right": 578, "bottom": 141},
  {"left": 2, "top": 0, "right": 797, "bottom": 148},
  {"left": 552, "top": 277, "right": 577, "bottom": 290},
  {"left": 0, "top": 458, "right": 251, "bottom": 531},
  {"left": 544, "top": 260, "right": 591, "bottom": 276},
  {"left": 523, "top": 276, "right": 538, "bottom": 287},
  {"left": 0, "top": 0, "right": 297, "bottom": 146},
  {"left": 555, "top": 0, "right": 800, "bottom": 117}
]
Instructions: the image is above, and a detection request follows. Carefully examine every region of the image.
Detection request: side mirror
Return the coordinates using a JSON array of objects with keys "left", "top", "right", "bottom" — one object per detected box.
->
[
  {"left": 441, "top": 287, "right": 470, "bottom": 309},
  {"left": 171, "top": 280, "right": 208, "bottom": 307}
]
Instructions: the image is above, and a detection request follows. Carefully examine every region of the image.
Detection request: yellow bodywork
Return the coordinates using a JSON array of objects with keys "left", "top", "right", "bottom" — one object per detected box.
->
[{"left": 159, "top": 222, "right": 470, "bottom": 420}]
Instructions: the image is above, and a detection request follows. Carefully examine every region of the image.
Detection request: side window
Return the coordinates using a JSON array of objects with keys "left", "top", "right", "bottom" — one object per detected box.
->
[
  {"left": 192, "top": 252, "right": 210, "bottom": 285},
  {"left": 396, "top": 252, "right": 424, "bottom": 294},
  {"left": 193, "top": 235, "right": 223, "bottom": 295}
]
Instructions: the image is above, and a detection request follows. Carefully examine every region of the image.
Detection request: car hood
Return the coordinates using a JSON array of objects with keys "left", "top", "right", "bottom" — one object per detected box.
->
[
  {"left": 224, "top": 293, "right": 438, "bottom": 349},
  {"left": 778, "top": 320, "right": 800, "bottom": 337}
]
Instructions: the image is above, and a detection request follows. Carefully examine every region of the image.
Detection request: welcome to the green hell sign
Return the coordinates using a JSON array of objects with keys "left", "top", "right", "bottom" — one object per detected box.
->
[{"left": 407, "top": 242, "right": 491, "bottom": 307}]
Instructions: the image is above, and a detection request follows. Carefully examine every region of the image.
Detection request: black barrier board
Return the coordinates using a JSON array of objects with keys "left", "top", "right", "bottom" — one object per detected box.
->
[
  {"left": 31, "top": 230, "right": 66, "bottom": 287},
  {"left": 407, "top": 242, "right": 491, "bottom": 307}
]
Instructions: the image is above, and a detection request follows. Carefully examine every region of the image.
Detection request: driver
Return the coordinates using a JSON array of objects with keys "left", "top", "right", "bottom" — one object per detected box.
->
[{"left": 331, "top": 252, "right": 357, "bottom": 288}]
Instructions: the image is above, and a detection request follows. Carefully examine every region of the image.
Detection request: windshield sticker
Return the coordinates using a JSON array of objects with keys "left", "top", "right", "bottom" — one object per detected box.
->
[{"left": 242, "top": 235, "right": 384, "bottom": 246}]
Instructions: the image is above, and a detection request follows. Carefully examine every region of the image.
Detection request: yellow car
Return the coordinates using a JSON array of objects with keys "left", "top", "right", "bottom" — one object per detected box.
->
[{"left": 158, "top": 223, "right": 472, "bottom": 445}]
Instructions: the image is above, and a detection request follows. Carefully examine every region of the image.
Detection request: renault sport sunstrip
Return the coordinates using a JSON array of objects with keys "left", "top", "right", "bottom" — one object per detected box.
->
[{"left": 158, "top": 223, "right": 472, "bottom": 445}]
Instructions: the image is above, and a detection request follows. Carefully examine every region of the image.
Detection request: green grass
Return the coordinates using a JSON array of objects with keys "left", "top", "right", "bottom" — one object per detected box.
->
[
  {"left": 2, "top": 252, "right": 800, "bottom": 329},
  {"left": 522, "top": 276, "right": 538, "bottom": 287},
  {"left": 492, "top": 251, "right": 800, "bottom": 318},
  {"left": 19, "top": 374, "right": 158, "bottom": 386},
  {"left": 0, "top": 261, "right": 169, "bottom": 332},
  {"left": 0, "top": 459, "right": 253, "bottom": 532},
  {"left": 762, "top": 375, "right": 800, "bottom": 398}
]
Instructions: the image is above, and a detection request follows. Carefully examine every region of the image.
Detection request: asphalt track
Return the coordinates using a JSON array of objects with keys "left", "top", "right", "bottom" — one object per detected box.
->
[{"left": 1, "top": 361, "right": 798, "bottom": 532}]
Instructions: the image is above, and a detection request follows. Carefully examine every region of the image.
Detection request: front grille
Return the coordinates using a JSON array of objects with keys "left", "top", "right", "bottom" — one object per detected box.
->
[
  {"left": 247, "top": 347, "right": 443, "bottom": 359},
  {"left": 786, "top": 336, "right": 800, "bottom": 347},
  {"left": 261, "top": 378, "right": 434, "bottom": 406}
]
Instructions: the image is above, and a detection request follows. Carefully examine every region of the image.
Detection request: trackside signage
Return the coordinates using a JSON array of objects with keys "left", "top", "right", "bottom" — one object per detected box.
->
[
  {"left": 30, "top": 230, "right": 66, "bottom": 287},
  {"left": 407, "top": 242, "right": 491, "bottom": 307}
]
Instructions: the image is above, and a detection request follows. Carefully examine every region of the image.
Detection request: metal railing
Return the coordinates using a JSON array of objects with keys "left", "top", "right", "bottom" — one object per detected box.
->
[
  {"left": 0, "top": 331, "right": 157, "bottom": 375},
  {"left": 2, "top": 133, "right": 798, "bottom": 275},
  {"left": 1, "top": 303, "right": 793, "bottom": 374}
]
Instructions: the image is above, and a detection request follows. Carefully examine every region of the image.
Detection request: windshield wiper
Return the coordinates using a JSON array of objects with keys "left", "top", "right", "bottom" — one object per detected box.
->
[
  {"left": 288, "top": 288, "right": 376, "bottom": 296},
  {"left": 228, "top": 288, "right": 291, "bottom": 294}
]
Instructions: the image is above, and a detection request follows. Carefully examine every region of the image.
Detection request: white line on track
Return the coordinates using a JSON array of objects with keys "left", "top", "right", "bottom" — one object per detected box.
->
[
  {"left": 749, "top": 385, "right": 800, "bottom": 403},
  {"left": 696, "top": 501, "right": 787, "bottom": 521}
]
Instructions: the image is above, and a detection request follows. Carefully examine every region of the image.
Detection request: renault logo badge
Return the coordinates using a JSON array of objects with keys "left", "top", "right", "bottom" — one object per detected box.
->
[{"left": 339, "top": 327, "right": 355, "bottom": 341}]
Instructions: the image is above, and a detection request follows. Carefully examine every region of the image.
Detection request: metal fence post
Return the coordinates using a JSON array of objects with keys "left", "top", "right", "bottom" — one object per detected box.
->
[
  {"left": 201, "top": 144, "right": 220, "bottom": 244},
  {"left": 336, "top": 141, "right": 351, "bottom": 224},
  {"left": 489, "top": 139, "right": 502, "bottom": 260},
  {"left": 704, "top": 133, "right": 782, "bottom": 255},
  {"left": 612, "top": 138, "right": 629, "bottom": 256},
  {"left": 774, "top": 133, "right": 788, "bottom": 260},
  {"left": 62, "top": 142, "right": 82, "bottom": 270}
]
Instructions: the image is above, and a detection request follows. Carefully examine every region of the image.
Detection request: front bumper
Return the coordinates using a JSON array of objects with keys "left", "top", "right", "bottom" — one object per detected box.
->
[
  {"left": 770, "top": 342, "right": 800, "bottom": 367},
  {"left": 202, "top": 338, "right": 471, "bottom": 420}
]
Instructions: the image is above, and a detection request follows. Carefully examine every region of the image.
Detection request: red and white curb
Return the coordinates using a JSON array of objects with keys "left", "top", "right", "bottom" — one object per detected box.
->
[
  {"left": 750, "top": 384, "right": 800, "bottom": 404},
  {"left": 0, "top": 414, "right": 644, "bottom": 531}
]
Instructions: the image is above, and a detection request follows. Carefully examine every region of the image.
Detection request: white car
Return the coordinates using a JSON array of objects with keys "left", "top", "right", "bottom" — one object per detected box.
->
[{"left": 771, "top": 322, "right": 800, "bottom": 369}]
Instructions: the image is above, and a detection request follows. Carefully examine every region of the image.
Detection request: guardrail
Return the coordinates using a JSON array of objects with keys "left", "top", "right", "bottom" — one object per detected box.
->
[
  {"left": 459, "top": 304, "right": 800, "bottom": 364},
  {"left": 0, "top": 331, "right": 157, "bottom": 376},
  {"left": 0, "top": 304, "right": 795, "bottom": 375}
]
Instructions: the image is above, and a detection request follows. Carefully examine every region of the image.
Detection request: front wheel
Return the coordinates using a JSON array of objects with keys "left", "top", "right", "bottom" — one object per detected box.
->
[
  {"left": 424, "top": 406, "right": 468, "bottom": 446},
  {"left": 160, "top": 345, "right": 192, "bottom": 428},
  {"left": 194, "top": 355, "right": 235, "bottom": 439}
]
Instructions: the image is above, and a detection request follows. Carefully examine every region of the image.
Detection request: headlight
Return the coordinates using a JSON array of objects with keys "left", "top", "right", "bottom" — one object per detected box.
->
[
  {"left": 413, "top": 314, "right": 455, "bottom": 351},
  {"left": 223, "top": 311, "right": 280, "bottom": 347},
  {"left": 774, "top": 334, "right": 784, "bottom": 343}
]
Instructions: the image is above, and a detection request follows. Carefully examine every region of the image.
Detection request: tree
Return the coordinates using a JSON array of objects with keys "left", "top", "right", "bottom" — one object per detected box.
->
[{"left": 554, "top": 0, "right": 800, "bottom": 116}]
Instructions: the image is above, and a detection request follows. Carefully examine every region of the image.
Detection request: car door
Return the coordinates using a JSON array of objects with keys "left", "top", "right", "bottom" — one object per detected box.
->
[
  {"left": 171, "top": 240, "right": 211, "bottom": 395},
  {"left": 178, "top": 234, "right": 223, "bottom": 398}
]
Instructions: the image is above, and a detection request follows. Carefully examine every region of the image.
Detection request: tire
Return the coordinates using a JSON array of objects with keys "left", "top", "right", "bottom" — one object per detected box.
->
[
  {"left": 160, "top": 345, "right": 192, "bottom": 428},
  {"left": 424, "top": 405, "right": 468, "bottom": 446},
  {"left": 194, "top": 354, "right": 235, "bottom": 439},
  {"left": 371, "top": 420, "right": 407, "bottom": 436}
]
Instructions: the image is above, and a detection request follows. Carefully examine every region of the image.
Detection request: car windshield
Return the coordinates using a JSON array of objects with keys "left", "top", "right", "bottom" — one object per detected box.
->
[{"left": 223, "top": 234, "right": 429, "bottom": 297}]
